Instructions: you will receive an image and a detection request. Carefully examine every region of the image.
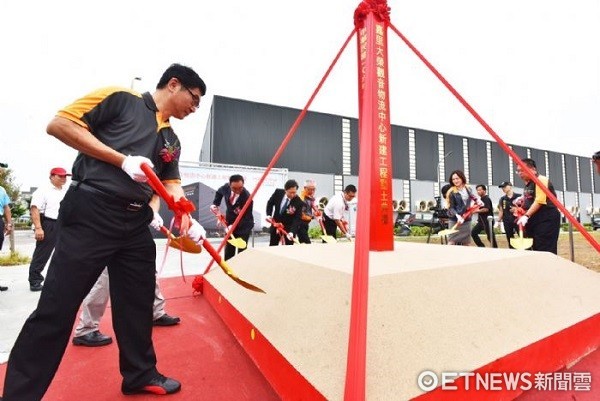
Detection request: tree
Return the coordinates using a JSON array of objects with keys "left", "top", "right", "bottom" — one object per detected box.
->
[{"left": 0, "top": 167, "right": 25, "bottom": 218}]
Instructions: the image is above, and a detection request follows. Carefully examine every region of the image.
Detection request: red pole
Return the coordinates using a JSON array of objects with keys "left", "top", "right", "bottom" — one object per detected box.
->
[
  {"left": 345, "top": 2, "right": 392, "bottom": 400},
  {"left": 355, "top": 1, "right": 394, "bottom": 251}
]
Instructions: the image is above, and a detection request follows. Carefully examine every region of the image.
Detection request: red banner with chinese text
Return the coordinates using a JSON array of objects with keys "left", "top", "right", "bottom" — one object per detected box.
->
[{"left": 356, "top": 9, "right": 394, "bottom": 251}]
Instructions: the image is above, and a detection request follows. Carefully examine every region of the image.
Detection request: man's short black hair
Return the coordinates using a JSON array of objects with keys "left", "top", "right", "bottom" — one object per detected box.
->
[
  {"left": 344, "top": 184, "right": 357, "bottom": 193},
  {"left": 593, "top": 151, "right": 600, "bottom": 161},
  {"left": 229, "top": 174, "right": 244, "bottom": 184},
  {"left": 284, "top": 179, "right": 298, "bottom": 190},
  {"left": 441, "top": 184, "right": 451, "bottom": 198},
  {"left": 521, "top": 158, "right": 537, "bottom": 169},
  {"left": 156, "top": 63, "right": 206, "bottom": 95},
  {"left": 476, "top": 184, "right": 487, "bottom": 191}
]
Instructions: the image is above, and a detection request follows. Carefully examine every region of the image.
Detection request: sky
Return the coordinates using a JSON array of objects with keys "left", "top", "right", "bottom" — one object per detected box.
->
[{"left": 0, "top": 0, "right": 598, "bottom": 190}]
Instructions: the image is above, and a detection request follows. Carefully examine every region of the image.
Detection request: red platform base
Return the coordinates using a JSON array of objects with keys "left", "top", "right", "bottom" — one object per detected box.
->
[{"left": 0, "top": 276, "right": 279, "bottom": 401}]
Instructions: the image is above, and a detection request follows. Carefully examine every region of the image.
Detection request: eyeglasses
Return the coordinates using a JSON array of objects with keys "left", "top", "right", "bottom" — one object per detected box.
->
[{"left": 182, "top": 85, "right": 200, "bottom": 108}]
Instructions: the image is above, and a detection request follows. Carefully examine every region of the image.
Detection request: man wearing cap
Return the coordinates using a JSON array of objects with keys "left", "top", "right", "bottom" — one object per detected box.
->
[
  {"left": 2, "top": 64, "right": 206, "bottom": 400},
  {"left": 27, "top": 167, "right": 70, "bottom": 291},
  {"left": 515, "top": 158, "right": 561, "bottom": 254},
  {"left": 497, "top": 181, "right": 521, "bottom": 249}
]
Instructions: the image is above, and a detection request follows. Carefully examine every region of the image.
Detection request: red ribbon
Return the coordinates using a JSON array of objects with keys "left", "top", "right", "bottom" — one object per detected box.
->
[{"left": 354, "top": 0, "right": 391, "bottom": 29}]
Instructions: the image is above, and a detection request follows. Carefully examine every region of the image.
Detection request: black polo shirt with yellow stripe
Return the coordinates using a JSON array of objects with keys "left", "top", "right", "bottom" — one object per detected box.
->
[{"left": 57, "top": 88, "right": 181, "bottom": 202}]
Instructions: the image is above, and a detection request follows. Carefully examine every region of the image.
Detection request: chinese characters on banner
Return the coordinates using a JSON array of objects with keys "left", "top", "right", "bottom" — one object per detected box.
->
[{"left": 357, "top": 20, "right": 393, "bottom": 250}]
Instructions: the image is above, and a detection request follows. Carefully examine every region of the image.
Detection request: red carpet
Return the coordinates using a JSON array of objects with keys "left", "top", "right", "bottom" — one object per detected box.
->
[{"left": 0, "top": 276, "right": 279, "bottom": 401}]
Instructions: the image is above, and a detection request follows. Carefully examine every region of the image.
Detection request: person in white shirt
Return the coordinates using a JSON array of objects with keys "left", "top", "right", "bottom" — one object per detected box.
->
[
  {"left": 323, "top": 184, "right": 357, "bottom": 240},
  {"left": 28, "top": 167, "right": 70, "bottom": 291}
]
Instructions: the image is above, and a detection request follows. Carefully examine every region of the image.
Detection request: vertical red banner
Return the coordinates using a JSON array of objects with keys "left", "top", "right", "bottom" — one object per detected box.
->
[
  {"left": 345, "top": 2, "right": 392, "bottom": 401},
  {"left": 355, "top": 2, "right": 394, "bottom": 251}
]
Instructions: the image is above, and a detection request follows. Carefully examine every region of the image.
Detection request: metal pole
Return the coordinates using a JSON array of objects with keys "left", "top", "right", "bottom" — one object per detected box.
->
[
  {"left": 568, "top": 222, "right": 575, "bottom": 262},
  {"left": 487, "top": 216, "right": 495, "bottom": 247}
]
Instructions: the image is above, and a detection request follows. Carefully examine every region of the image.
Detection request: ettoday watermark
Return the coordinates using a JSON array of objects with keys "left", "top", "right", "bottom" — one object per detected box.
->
[{"left": 417, "top": 370, "right": 592, "bottom": 393}]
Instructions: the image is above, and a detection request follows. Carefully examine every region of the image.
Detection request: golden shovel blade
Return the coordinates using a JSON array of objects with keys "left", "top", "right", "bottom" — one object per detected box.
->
[
  {"left": 160, "top": 226, "right": 202, "bottom": 254},
  {"left": 168, "top": 236, "right": 202, "bottom": 254},
  {"left": 437, "top": 228, "right": 458, "bottom": 237},
  {"left": 227, "top": 237, "right": 247, "bottom": 249},
  {"left": 321, "top": 235, "right": 337, "bottom": 244},
  {"left": 510, "top": 236, "right": 533, "bottom": 250}
]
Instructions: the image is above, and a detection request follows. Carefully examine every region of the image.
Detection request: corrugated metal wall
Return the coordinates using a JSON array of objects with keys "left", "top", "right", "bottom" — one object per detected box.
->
[{"left": 201, "top": 96, "right": 600, "bottom": 210}]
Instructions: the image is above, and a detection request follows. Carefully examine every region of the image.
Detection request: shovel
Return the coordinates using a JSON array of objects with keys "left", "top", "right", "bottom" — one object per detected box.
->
[
  {"left": 202, "top": 240, "right": 265, "bottom": 293},
  {"left": 311, "top": 207, "right": 336, "bottom": 244},
  {"left": 212, "top": 210, "right": 247, "bottom": 249},
  {"left": 438, "top": 204, "right": 480, "bottom": 237},
  {"left": 266, "top": 217, "right": 300, "bottom": 245},
  {"left": 317, "top": 219, "right": 337, "bottom": 244},
  {"left": 141, "top": 163, "right": 264, "bottom": 293},
  {"left": 510, "top": 224, "right": 533, "bottom": 250},
  {"left": 159, "top": 226, "right": 202, "bottom": 253}
]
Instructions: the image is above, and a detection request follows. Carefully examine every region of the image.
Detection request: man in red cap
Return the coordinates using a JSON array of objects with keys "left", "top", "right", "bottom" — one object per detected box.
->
[{"left": 27, "top": 167, "right": 71, "bottom": 291}]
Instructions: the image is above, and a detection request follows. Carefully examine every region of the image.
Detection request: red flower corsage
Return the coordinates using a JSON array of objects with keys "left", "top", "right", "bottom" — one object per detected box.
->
[{"left": 159, "top": 141, "right": 180, "bottom": 163}]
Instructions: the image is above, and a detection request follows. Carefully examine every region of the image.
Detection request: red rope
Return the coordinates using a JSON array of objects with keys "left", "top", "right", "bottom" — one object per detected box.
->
[
  {"left": 197, "top": 28, "right": 357, "bottom": 278},
  {"left": 389, "top": 23, "right": 600, "bottom": 254}
]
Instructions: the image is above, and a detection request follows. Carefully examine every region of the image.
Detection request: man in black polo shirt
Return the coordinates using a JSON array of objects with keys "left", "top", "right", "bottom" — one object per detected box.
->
[
  {"left": 515, "top": 158, "right": 561, "bottom": 254},
  {"left": 471, "top": 184, "right": 498, "bottom": 248},
  {"left": 2, "top": 64, "right": 206, "bottom": 400},
  {"left": 497, "top": 181, "right": 521, "bottom": 249}
]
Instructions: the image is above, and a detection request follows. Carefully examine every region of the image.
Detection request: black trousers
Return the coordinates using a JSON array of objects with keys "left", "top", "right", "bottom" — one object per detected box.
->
[
  {"left": 224, "top": 230, "right": 251, "bottom": 260},
  {"left": 0, "top": 219, "right": 5, "bottom": 250},
  {"left": 28, "top": 217, "right": 59, "bottom": 286},
  {"left": 503, "top": 220, "right": 518, "bottom": 249},
  {"left": 2, "top": 186, "right": 158, "bottom": 401},
  {"left": 297, "top": 221, "right": 311, "bottom": 244},
  {"left": 471, "top": 216, "right": 497, "bottom": 248},
  {"left": 526, "top": 212, "right": 561, "bottom": 254},
  {"left": 323, "top": 215, "right": 338, "bottom": 239}
]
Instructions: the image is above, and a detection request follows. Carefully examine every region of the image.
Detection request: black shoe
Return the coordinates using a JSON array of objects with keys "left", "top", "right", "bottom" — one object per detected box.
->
[
  {"left": 122, "top": 374, "right": 181, "bottom": 395},
  {"left": 153, "top": 314, "right": 180, "bottom": 326},
  {"left": 0, "top": 286, "right": 8, "bottom": 291},
  {"left": 30, "top": 284, "right": 43, "bottom": 292},
  {"left": 72, "top": 330, "right": 113, "bottom": 347}
]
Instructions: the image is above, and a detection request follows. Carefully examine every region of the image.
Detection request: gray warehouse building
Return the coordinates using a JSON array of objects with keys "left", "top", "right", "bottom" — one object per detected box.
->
[{"left": 200, "top": 95, "right": 599, "bottom": 224}]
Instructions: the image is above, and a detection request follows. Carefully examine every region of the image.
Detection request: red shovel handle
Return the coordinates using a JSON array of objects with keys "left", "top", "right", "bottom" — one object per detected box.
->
[{"left": 141, "top": 163, "right": 175, "bottom": 209}]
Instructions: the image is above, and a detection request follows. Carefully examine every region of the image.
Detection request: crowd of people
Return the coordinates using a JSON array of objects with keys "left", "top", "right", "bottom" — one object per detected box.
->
[
  {"left": 0, "top": 58, "right": 597, "bottom": 399},
  {"left": 440, "top": 156, "right": 572, "bottom": 253}
]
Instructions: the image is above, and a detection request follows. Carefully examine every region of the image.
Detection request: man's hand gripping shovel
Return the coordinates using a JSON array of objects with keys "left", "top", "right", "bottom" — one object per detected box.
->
[
  {"left": 211, "top": 209, "right": 247, "bottom": 249},
  {"left": 510, "top": 207, "right": 534, "bottom": 250},
  {"left": 266, "top": 217, "right": 300, "bottom": 245},
  {"left": 437, "top": 205, "right": 480, "bottom": 237},
  {"left": 140, "top": 163, "right": 265, "bottom": 293}
]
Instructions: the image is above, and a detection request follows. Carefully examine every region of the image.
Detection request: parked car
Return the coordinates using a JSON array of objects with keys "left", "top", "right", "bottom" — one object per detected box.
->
[
  {"left": 592, "top": 214, "right": 600, "bottom": 230},
  {"left": 16, "top": 214, "right": 31, "bottom": 223}
]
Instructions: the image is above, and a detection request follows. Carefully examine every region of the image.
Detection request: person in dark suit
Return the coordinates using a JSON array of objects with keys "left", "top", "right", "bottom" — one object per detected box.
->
[
  {"left": 266, "top": 179, "right": 304, "bottom": 245},
  {"left": 211, "top": 174, "right": 254, "bottom": 260}
]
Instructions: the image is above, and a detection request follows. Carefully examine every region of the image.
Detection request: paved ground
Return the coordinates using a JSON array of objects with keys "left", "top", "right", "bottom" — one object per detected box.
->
[{"left": 0, "top": 230, "right": 270, "bottom": 364}]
